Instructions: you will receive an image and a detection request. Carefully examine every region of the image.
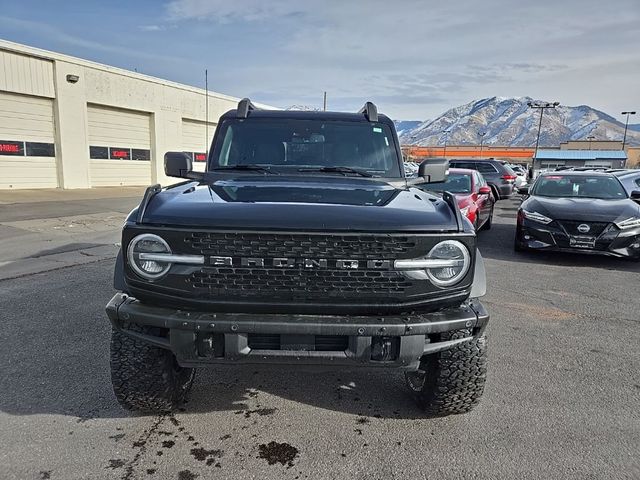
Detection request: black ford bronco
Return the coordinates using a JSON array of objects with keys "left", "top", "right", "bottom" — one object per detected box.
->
[{"left": 106, "top": 100, "right": 489, "bottom": 416}]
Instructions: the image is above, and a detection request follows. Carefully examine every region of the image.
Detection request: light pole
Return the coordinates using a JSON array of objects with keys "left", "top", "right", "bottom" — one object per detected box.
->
[
  {"left": 478, "top": 130, "right": 486, "bottom": 158},
  {"left": 587, "top": 135, "right": 595, "bottom": 150},
  {"left": 442, "top": 129, "right": 451, "bottom": 157},
  {"left": 621, "top": 111, "right": 636, "bottom": 149},
  {"left": 528, "top": 101, "right": 560, "bottom": 172}
]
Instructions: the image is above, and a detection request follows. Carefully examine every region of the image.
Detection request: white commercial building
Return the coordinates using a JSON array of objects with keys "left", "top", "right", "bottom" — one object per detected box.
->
[{"left": 0, "top": 40, "right": 261, "bottom": 189}]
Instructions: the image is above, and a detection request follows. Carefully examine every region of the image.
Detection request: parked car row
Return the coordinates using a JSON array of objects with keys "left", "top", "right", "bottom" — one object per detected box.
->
[
  {"left": 412, "top": 159, "right": 515, "bottom": 232},
  {"left": 413, "top": 159, "right": 640, "bottom": 258}
]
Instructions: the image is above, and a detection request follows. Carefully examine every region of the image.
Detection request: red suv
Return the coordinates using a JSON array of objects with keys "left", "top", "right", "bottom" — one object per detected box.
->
[{"left": 421, "top": 168, "right": 495, "bottom": 230}]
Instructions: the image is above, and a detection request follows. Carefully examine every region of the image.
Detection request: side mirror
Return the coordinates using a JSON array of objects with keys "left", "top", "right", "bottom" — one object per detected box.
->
[
  {"left": 630, "top": 190, "right": 640, "bottom": 200},
  {"left": 478, "top": 186, "right": 491, "bottom": 195},
  {"left": 418, "top": 158, "right": 449, "bottom": 183},
  {"left": 164, "top": 151, "right": 193, "bottom": 178},
  {"left": 518, "top": 185, "right": 530, "bottom": 195}
]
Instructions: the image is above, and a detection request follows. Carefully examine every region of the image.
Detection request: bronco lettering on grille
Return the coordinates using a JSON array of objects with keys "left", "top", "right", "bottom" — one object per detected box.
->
[{"left": 208, "top": 257, "right": 390, "bottom": 269}]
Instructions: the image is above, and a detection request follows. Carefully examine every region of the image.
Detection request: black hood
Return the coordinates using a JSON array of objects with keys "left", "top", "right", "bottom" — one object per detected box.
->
[
  {"left": 522, "top": 195, "right": 640, "bottom": 223},
  {"left": 135, "top": 176, "right": 459, "bottom": 232}
]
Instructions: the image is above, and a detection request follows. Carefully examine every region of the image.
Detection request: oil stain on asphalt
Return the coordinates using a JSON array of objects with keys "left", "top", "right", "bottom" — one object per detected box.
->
[
  {"left": 258, "top": 441, "right": 299, "bottom": 468},
  {"left": 109, "top": 413, "right": 228, "bottom": 479},
  {"left": 177, "top": 470, "right": 198, "bottom": 480}
]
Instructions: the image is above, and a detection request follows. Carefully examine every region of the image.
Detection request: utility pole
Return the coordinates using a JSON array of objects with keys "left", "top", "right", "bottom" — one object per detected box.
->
[
  {"left": 323, "top": 92, "right": 327, "bottom": 111},
  {"left": 478, "top": 130, "right": 486, "bottom": 158},
  {"left": 442, "top": 129, "right": 451, "bottom": 157},
  {"left": 528, "top": 101, "right": 559, "bottom": 172},
  {"left": 587, "top": 135, "right": 595, "bottom": 150},
  {"left": 621, "top": 111, "right": 636, "bottom": 149}
]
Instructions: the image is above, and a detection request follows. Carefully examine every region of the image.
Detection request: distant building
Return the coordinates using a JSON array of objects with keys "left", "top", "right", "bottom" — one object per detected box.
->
[
  {"left": 401, "top": 145, "right": 534, "bottom": 165},
  {"left": 559, "top": 140, "right": 623, "bottom": 150},
  {"left": 0, "top": 40, "right": 272, "bottom": 189},
  {"left": 533, "top": 150, "right": 627, "bottom": 172}
]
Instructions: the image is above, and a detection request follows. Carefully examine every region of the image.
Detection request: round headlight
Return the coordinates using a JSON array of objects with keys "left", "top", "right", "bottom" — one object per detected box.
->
[
  {"left": 127, "top": 234, "right": 172, "bottom": 280},
  {"left": 426, "top": 240, "right": 470, "bottom": 287}
]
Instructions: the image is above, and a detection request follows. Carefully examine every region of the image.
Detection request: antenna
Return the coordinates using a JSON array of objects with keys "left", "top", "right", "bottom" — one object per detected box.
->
[
  {"left": 205, "top": 69, "right": 209, "bottom": 156},
  {"left": 323, "top": 91, "right": 327, "bottom": 111}
]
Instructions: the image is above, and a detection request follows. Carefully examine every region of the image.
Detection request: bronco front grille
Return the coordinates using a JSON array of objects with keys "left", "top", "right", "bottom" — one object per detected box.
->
[
  {"left": 187, "top": 267, "right": 413, "bottom": 298},
  {"left": 184, "top": 232, "right": 417, "bottom": 259}
]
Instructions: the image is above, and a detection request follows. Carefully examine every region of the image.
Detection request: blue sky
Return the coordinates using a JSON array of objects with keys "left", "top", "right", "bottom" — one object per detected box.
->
[{"left": 1, "top": 0, "right": 639, "bottom": 121}]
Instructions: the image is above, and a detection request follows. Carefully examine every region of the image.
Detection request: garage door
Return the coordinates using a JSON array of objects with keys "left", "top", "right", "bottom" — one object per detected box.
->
[
  {"left": 181, "top": 118, "right": 217, "bottom": 172},
  {"left": 87, "top": 104, "right": 152, "bottom": 187},
  {"left": 0, "top": 91, "right": 57, "bottom": 189}
]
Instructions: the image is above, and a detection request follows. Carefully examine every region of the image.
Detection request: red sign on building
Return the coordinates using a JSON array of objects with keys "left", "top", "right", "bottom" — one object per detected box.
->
[{"left": 0, "top": 141, "right": 25, "bottom": 156}]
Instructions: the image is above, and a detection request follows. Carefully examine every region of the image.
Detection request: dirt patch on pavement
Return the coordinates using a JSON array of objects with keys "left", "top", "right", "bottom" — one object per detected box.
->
[{"left": 500, "top": 301, "right": 575, "bottom": 320}]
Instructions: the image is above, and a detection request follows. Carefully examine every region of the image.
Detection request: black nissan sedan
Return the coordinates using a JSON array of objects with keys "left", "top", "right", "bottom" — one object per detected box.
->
[{"left": 515, "top": 171, "right": 640, "bottom": 259}]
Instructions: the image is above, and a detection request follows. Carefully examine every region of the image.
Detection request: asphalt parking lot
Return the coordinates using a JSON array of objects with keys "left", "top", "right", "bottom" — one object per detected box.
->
[{"left": 1, "top": 193, "right": 639, "bottom": 480}]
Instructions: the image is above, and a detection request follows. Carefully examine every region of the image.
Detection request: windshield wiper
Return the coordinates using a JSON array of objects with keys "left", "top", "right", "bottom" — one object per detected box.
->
[
  {"left": 297, "top": 166, "right": 373, "bottom": 177},
  {"left": 210, "top": 164, "right": 277, "bottom": 175}
]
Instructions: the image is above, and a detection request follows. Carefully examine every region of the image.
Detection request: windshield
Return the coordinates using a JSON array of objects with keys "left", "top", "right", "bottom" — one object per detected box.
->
[
  {"left": 210, "top": 118, "right": 401, "bottom": 177},
  {"left": 532, "top": 175, "right": 627, "bottom": 199},
  {"left": 425, "top": 173, "right": 472, "bottom": 193}
]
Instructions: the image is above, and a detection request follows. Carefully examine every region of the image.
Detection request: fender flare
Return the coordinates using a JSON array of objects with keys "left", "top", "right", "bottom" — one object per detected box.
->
[
  {"left": 113, "top": 248, "right": 126, "bottom": 291},
  {"left": 470, "top": 249, "right": 487, "bottom": 298}
]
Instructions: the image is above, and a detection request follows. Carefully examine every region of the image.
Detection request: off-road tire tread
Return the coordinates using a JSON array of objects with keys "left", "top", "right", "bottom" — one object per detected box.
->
[
  {"left": 417, "top": 329, "right": 487, "bottom": 416},
  {"left": 110, "top": 323, "right": 195, "bottom": 413}
]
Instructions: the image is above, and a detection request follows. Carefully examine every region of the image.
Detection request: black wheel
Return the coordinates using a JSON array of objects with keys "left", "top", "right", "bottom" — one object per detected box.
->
[
  {"left": 110, "top": 323, "right": 195, "bottom": 413},
  {"left": 405, "top": 329, "right": 487, "bottom": 417},
  {"left": 514, "top": 227, "right": 526, "bottom": 252},
  {"left": 482, "top": 205, "right": 493, "bottom": 231}
]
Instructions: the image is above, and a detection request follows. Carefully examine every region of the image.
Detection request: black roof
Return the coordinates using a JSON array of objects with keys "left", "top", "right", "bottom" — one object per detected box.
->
[
  {"left": 220, "top": 108, "right": 393, "bottom": 123},
  {"left": 539, "top": 170, "right": 617, "bottom": 177},
  {"left": 221, "top": 98, "right": 391, "bottom": 124}
]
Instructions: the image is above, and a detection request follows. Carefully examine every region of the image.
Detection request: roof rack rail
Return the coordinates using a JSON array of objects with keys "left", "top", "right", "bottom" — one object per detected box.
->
[
  {"left": 237, "top": 98, "right": 258, "bottom": 119},
  {"left": 358, "top": 101, "right": 378, "bottom": 122}
]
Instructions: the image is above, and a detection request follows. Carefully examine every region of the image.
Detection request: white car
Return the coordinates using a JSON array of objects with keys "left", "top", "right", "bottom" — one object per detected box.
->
[{"left": 506, "top": 164, "right": 527, "bottom": 187}]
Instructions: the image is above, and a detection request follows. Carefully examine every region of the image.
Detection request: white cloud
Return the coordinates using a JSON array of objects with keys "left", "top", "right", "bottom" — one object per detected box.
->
[
  {"left": 161, "top": 0, "right": 640, "bottom": 118},
  {"left": 167, "top": 0, "right": 305, "bottom": 22},
  {"left": 139, "top": 25, "right": 164, "bottom": 31}
]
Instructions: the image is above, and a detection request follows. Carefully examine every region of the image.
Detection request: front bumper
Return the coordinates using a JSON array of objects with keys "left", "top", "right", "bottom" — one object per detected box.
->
[
  {"left": 106, "top": 293, "right": 489, "bottom": 370},
  {"left": 516, "top": 219, "right": 640, "bottom": 259}
]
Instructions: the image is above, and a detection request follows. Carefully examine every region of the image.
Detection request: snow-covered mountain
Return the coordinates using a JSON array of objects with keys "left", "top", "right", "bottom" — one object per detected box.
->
[
  {"left": 285, "top": 105, "right": 321, "bottom": 111},
  {"left": 398, "top": 97, "right": 640, "bottom": 147},
  {"left": 394, "top": 121, "right": 422, "bottom": 137}
]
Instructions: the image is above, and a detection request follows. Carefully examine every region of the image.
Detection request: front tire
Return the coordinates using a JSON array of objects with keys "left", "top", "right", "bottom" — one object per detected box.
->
[
  {"left": 514, "top": 227, "right": 526, "bottom": 252},
  {"left": 482, "top": 205, "right": 493, "bottom": 231},
  {"left": 405, "top": 329, "right": 487, "bottom": 416},
  {"left": 110, "top": 324, "right": 195, "bottom": 413}
]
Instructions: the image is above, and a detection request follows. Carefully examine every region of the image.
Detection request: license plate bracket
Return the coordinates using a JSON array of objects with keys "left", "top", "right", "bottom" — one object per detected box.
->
[{"left": 570, "top": 235, "right": 596, "bottom": 249}]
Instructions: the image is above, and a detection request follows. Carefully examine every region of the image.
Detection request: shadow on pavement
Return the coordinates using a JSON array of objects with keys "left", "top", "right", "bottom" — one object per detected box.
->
[
  {"left": 185, "top": 366, "right": 427, "bottom": 420},
  {"left": 0, "top": 262, "right": 430, "bottom": 421}
]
